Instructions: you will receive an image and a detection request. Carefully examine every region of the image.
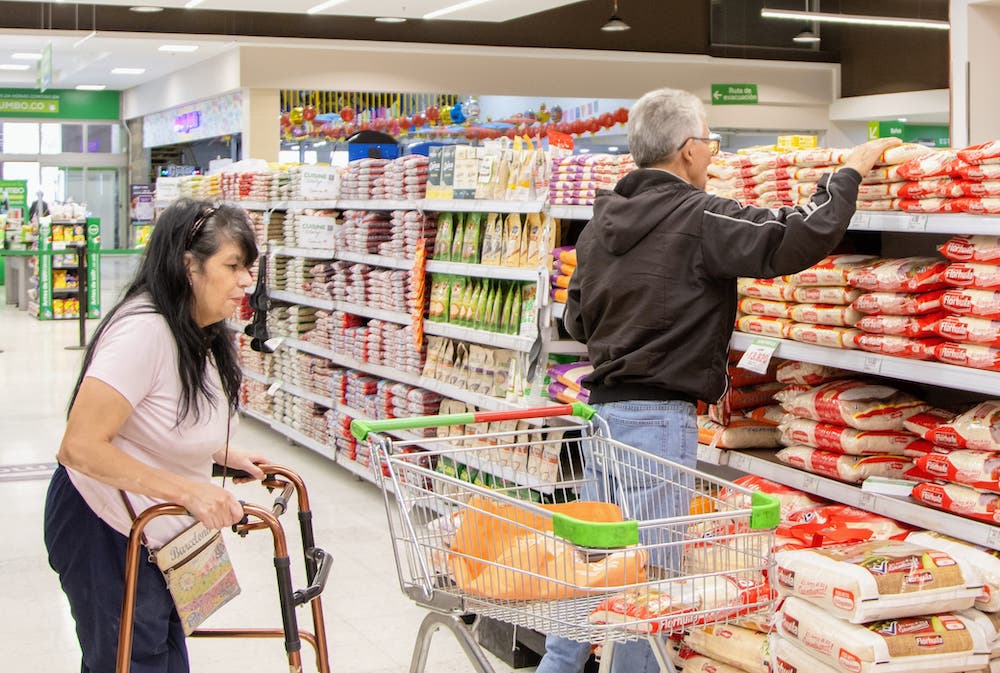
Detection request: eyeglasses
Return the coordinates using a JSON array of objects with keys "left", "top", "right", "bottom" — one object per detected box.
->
[
  {"left": 186, "top": 206, "right": 217, "bottom": 249},
  {"left": 682, "top": 133, "right": 721, "bottom": 156}
]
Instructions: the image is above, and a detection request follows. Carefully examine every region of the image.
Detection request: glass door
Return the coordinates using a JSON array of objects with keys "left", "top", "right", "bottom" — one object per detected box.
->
[{"left": 49, "top": 167, "right": 121, "bottom": 248}]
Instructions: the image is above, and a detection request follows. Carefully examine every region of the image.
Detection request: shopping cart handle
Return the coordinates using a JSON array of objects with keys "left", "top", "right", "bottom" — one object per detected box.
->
[
  {"left": 350, "top": 402, "right": 596, "bottom": 441},
  {"left": 750, "top": 491, "right": 781, "bottom": 530},
  {"left": 293, "top": 547, "right": 332, "bottom": 606},
  {"left": 551, "top": 513, "right": 639, "bottom": 549}
]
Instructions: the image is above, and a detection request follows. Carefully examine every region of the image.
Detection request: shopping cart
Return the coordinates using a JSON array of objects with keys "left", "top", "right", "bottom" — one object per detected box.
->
[
  {"left": 115, "top": 464, "right": 333, "bottom": 673},
  {"left": 351, "top": 403, "right": 781, "bottom": 673}
]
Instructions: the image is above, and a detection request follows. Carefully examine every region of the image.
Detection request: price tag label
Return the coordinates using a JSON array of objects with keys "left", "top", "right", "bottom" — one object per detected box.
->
[
  {"left": 987, "top": 527, "right": 1000, "bottom": 549},
  {"left": 802, "top": 475, "right": 819, "bottom": 492},
  {"left": 728, "top": 452, "right": 751, "bottom": 472},
  {"left": 52, "top": 241, "right": 67, "bottom": 250},
  {"left": 851, "top": 213, "right": 871, "bottom": 230},
  {"left": 737, "top": 337, "right": 781, "bottom": 375},
  {"left": 858, "top": 492, "right": 875, "bottom": 510},
  {"left": 267, "top": 382, "right": 282, "bottom": 396},
  {"left": 862, "top": 354, "right": 882, "bottom": 374},
  {"left": 906, "top": 214, "right": 928, "bottom": 232}
]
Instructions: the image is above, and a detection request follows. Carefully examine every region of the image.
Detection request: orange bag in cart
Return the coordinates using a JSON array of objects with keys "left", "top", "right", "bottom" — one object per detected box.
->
[{"left": 448, "top": 496, "right": 648, "bottom": 601}]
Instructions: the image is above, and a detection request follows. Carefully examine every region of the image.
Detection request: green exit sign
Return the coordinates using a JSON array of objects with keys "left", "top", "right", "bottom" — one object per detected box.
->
[{"left": 711, "top": 84, "right": 759, "bottom": 105}]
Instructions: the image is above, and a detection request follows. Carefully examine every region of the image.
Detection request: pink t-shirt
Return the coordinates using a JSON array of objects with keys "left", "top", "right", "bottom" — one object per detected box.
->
[{"left": 67, "top": 299, "right": 232, "bottom": 546}]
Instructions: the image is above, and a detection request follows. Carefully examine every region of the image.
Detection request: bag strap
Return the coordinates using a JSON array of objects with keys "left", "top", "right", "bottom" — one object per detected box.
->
[{"left": 119, "top": 489, "right": 152, "bottom": 550}]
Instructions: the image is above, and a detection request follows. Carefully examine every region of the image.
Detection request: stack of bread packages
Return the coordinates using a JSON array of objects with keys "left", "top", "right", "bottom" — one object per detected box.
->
[
  {"left": 773, "top": 364, "right": 933, "bottom": 484},
  {"left": 736, "top": 255, "right": 874, "bottom": 348},
  {"left": 903, "top": 401, "right": 1000, "bottom": 524},
  {"left": 771, "top": 531, "right": 993, "bottom": 673},
  {"left": 847, "top": 256, "right": 950, "bottom": 359}
]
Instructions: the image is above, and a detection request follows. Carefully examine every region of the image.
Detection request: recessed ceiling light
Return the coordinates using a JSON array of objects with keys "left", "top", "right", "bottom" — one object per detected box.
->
[
  {"left": 112, "top": 67, "right": 146, "bottom": 75},
  {"left": 130, "top": 5, "right": 164, "bottom": 12},
  {"left": 898, "top": 117, "right": 909, "bottom": 123},
  {"left": 158, "top": 44, "right": 199, "bottom": 52},
  {"left": 0, "top": 64, "right": 31, "bottom": 71},
  {"left": 76, "top": 84, "right": 107, "bottom": 91},
  {"left": 12, "top": 52, "right": 42, "bottom": 61},
  {"left": 424, "top": 0, "right": 492, "bottom": 20},
  {"left": 760, "top": 8, "right": 948, "bottom": 30},
  {"left": 793, "top": 29, "right": 820, "bottom": 43},
  {"left": 306, "top": 0, "right": 348, "bottom": 14},
  {"left": 375, "top": 16, "right": 407, "bottom": 23}
]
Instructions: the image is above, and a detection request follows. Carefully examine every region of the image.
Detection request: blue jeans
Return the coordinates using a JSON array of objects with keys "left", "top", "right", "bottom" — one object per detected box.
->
[{"left": 536, "top": 400, "right": 698, "bottom": 673}]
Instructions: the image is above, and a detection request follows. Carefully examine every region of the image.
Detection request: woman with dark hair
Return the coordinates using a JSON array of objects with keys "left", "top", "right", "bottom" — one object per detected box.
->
[{"left": 44, "top": 198, "right": 269, "bottom": 672}]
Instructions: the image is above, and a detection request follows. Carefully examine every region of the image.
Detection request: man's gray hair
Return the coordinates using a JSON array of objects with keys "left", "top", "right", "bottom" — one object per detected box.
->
[{"left": 627, "top": 88, "right": 706, "bottom": 168}]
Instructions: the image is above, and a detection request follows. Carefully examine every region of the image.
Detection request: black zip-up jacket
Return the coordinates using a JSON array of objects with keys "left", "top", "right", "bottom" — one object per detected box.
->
[{"left": 564, "top": 167, "right": 862, "bottom": 405}]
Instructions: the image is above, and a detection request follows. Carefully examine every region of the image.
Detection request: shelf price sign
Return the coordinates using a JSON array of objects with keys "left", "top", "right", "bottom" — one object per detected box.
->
[{"left": 737, "top": 337, "right": 780, "bottom": 374}]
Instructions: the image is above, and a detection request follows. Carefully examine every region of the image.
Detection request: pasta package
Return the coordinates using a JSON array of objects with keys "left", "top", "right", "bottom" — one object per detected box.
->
[
  {"left": 853, "top": 290, "right": 946, "bottom": 316},
  {"left": 738, "top": 278, "right": 798, "bottom": 301},
  {"left": 739, "top": 297, "right": 795, "bottom": 319},
  {"left": 847, "top": 258, "right": 950, "bottom": 293},
  {"left": 774, "top": 540, "right": 982, "bottom": 623},
  {"left": 780, "top": 417, "right": 934, "bottom": 456},
  {"left": 737, "top": 315, "right": 794, "bottom": 339},
  {"left": 788, "top": 324, "right": 861, "bottom": 349},
  {"left": 939, "top": 235, "right": 1000, "bottom": 263},
  {"left": 775, "top": 446, "right": 912, "bottom": 484},
  {"left": 908, "top": 530, "right": 1000, "bottom": 613},
  {"left": 787, "top": 255, "right": 879, "bottom": 287},
  {"left": 931, "top": 314, "right": 1000, "bottom": 345},
  {"left": 912, "top": 482, "right": 1000, "bottom": 525},
  {"left": 789, "top": 304, "right": 863, "bottom": 327},
  {"left": 941, "top": 289, "right": 1000, "bottom": 319},
  {"left": 852, "top": 334, "right": 942, "bottom": 360},
  {"left": 945, "top": 263, "right": 1000, "bottom": 289},
  {"left": 934, "top": 342, "right": 1000, "bottom": 371},
  {"left": 791, "top": 286, "right": 863, "bottom": 305},
  {"left": 775, "top": 597, "right": 989, "bottom": 673},
  {"left": 774, "top": 380, "right": 929, "bottom": 431},
  {"left": 698, "top": 416, "right": 783, "bottom": 449}
]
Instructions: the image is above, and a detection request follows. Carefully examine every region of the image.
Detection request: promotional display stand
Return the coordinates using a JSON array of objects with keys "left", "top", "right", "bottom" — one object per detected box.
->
[{"left": 32, "top": 217, "right": 101, "bottom": 321}]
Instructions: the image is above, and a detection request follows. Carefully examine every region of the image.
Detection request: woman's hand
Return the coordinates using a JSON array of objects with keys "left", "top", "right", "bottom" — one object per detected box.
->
[
  {"left": 180, "top": 482, "right": 245, "bottom": 530},
  {"left": 213, "top": 448, "right": 267, "bottom": 484}
]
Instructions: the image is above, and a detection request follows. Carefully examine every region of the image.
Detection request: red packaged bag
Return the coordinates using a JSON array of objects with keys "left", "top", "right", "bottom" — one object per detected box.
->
[
  {"left": 925, "top": 401, "right": 1000, "bottom": 450},
  {"left": 853, "top": 333, "right": 942, "bottom": 360},
  {"left": 931, "top": 314, "right": 1000, "bottom": 346},
  {"left": 944, "top": 262, "right": 1000, "bottom": 289},
  {"left": 956, "top": 140, "right": 1000, "bottom": 165},
  {"left": 786, "top": 255, "right": 878, "bottom": 287},
  {"left": 939, "top": 235, "right": 1000, "bottom": 264},
  {"left": 954, "top": 163, "right": 1000, "bottom": 180},
  {"left": 955, "top": 197, "right": 1000, "bottom": 214},
  {"left": 896, "top": 150, "right": 960, "bottom": 179},
  {"left": 852, "top": 290, "right": 946, "bottom": 316},
  {"left": 855, "top": 312, "right": 946, "bottom": 337},
  {"left": 895, "top": 198, "right": 963, "bottom": 213},
  {"left": 774, "top": 380, "right": 928, "bottom": 431},
  {"left": 941, "top": 288, "right": 1000, "bottom": 318},
  {"left": 916, "top": 450, "right": 1000, "bottom": 493},
  {"left": 847, "top": 257, "right": 950, "bottom": 293},
  {"left": 934, "top": 341, "right": 1000, "bottom": 371},
  {"left": 912, "top": 482, "right": 1000, "bottom": 524},
  {"left": 903, "top": 407, "right": 957, "bottom": 441}
]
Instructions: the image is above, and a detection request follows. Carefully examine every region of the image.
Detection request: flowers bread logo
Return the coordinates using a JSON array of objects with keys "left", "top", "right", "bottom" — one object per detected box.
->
[
  {"left": 774, "top": 657, "right": 796, "bottom": 673},
  {"left": 777, "top": 566, "right": 796, "bottom": 588},
  {"left": 915, "top": 635, "right": 945, "bottom": 648},
  {"left": 833, "top": 588, "right": 856, "bottom": 611},
  {"left": 782, "top": 613, "right": 800, "bottom": 638},
  {"left": 838, "top": 648, "right": 863, "bottom": 673}
]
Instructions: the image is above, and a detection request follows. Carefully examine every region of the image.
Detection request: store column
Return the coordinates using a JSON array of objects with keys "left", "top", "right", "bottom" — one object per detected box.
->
[
  {"left": 950, "top": 0, "right": 1000, "bottom": 146},
  {"left": 243, "top": 89, "right": 280, "bottom": 163}
]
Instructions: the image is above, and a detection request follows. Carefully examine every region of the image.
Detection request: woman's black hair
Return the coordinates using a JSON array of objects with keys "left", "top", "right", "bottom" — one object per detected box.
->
[{"left": 68, "top": 198, "right": 258, "bottom": 423}]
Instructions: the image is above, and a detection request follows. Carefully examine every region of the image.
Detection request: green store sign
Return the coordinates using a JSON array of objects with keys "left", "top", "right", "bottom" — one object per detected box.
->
[
  {"left": 0, "top": 88, "right": 120, "bottom": 120},
  {"left": 868, "top": 121, "right": 949, "bottom": 148}
]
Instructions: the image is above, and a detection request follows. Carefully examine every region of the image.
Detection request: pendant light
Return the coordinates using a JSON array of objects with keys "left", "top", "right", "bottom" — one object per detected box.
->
[{"left": 601, "top": 0, "right": 630, "bottom": 32}]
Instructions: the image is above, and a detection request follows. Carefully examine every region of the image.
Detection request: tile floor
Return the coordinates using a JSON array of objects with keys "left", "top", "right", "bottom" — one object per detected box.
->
[{"left": 1, "top": 259, "right": 526, "bottom": 673}]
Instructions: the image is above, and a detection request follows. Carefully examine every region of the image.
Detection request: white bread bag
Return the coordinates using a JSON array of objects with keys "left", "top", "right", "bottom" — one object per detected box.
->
[
  {"left": 774, "top": 539, "right": 982, "bottom": 623},
  {"left": 959, "top": 609, "right": 1000, "bottom": 657},
  {"left": 685, "top": 623, "right": 770, "bottom": 673},
  {"left": 908, "top": 531, "right": 1000, "bottom": 613},
  {"left": 776, "top": 596, "right": 990, "bottom": 673}
]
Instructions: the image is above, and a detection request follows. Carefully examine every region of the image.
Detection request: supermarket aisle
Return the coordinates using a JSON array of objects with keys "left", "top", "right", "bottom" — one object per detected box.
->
[{"left": 0, "top": 275, "right": 521, "bottom": 672}]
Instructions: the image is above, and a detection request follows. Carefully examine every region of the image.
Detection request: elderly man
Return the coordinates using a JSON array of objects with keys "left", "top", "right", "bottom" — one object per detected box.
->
[{"left": 538, "top": 87, "right": 900, "bottom": 673}]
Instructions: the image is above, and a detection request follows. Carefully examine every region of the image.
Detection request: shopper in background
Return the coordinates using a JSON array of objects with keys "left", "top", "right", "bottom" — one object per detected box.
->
[
  {"left": 44, "top": 199, "right": 268, "bottom": 672},
  {"left": 28, "top": 190, "right": 49, "bottom": 221},
  {"left": 539, "top": 88, "right": 901, "bottom": 673}
]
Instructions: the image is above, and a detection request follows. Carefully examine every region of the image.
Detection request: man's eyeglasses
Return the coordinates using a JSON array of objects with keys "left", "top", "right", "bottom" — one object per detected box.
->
[{"left": 682, "top": 133, "right": 721, "bottom": 156}]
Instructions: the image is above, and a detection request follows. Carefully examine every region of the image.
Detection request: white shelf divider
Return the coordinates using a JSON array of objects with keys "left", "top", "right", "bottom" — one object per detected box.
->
[
  {"left": 242, "top": 369, "right": 271, "bottom": 385},
  {"left": 333, "top": 300, "right": 412, "bottom": 325},
  {"left": 545, "top": 340, "right": 588, "bottom": 355},
  {"left": 425, "top": 259, "right": 539, "bottom": 281},
  {"left": 283, "top": 200, "right": 340, "bottom": 210},
  {"left": 420, "top": 199, "right": 545, "bottom": 214},
  {"left": 850, "top": 211, "right": 1000, "bottom": 235},
  {"left": 424, "top": 321, "right": 535, "bottom": 352},
  {"left": 730, "top": 332, "right": 1000, "bottom": 396},
  {"left": 337, "top": 199, "right": 413, "bottom": 211},
  {"left": 335, "top": 250, "right": 413, "bottom": 270},
  {"left": 549, "top": 205, "right": 595, "bottom": 220},
  {"left": 269, "top": 290, "right": 336, "bottom": 312},
  {"left": 277, "top": 381, "right": 335, "bottom": 408}
]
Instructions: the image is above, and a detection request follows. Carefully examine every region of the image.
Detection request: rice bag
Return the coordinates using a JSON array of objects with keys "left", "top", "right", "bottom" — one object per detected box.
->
[
  {"left": 737, "top": 315, "right": 794, "bottom": 339},
  {"left": 863, "top": 165, "right": 905, "bottom": 184},
  {"left": 908, "top": 530, "right": 1000, "bottom": 612},
  {"left": 776, "top": 360, "right": 853, "bottom": 386},
  {"left": 945, "top": 263, "right": 1000, "bottom": 289},
  {"left": 698, "top": 416, "right": 783, "bottom": 449},
  {"left": 924, "top": 402, "right": 1000, "bottom": 450},
  {"left": 903, "top": 407, "right": 958, "bottom": 440},
  {"left": 940, "top": 236, "right": 1000, "bottom": 264},
  {"left": 934, "top": 342, "right": 1000, "bottom": 371},
  {"left": 881, "top": 143, "right": 937, "bottom": 166},
  {"left": 738, "top": 278, "right": 798, "bottom": 301},
  {"left": 789, "top": 304, "right": 863, "bottom": 327},
  {"left": 684, "top": 624, "right": 769, "bottom": 673},
  {"left": 774, "top": 596, "right": 989, "bottom": 673},
  {"left": 738, "top": 297, "right": 794, "bottom": 319},
  {"left": 788, "top": 324, "right": 861, "bottom": 349},
  {"left": 920, "top": 449, "right": 999, "bottom": 496},
  {"left": 896, "top": 150, "right": 960, "bottom": 179},
  {"left": 776, "top": 446, "right": 912, "bottom": 483},
  {"left": 912, "top": 481, "right": 1000, "bottom": 525},
  {"left": 956, "top": 197, "right": 1000, "bottom": 214},
  {"left": 779, "top": 504, "right": 913, "bottom": 546},
  {"left": 956, "top": 163, "right": 1000, "bottom": 180},
  {"left": 774, "top": 380, "right": 928, "bottom": 431},
  {"left": 787, "top": 255, "right": 879, "bottom": 287},
  {"left": 718, "top": 474, "right": 826, "bottom": 519},
  {"left": 958, "top": 140, "right": 1000, "bottom": 165},
  {"left": 847, "top": 258, "right": 949, "bottom": 293},
  {"left": 780, "top": 417, "right": 934, "bottom": 456},
  {"left": 942, "top": 289, "right": 1000, "bottom": 318},
  {"left": 895, "top": 198, "right": 962, "bottom": 214},
  {"left": 853, "top": 290, "right": 946, "bottom": 316},
  {"left": 931, "top": 314, "right": 1000, "bottom": 345},
  {"left": 729, "top": 362, "right": 779, "bottom": 388},
  {"left": 729, "top": 382, "right": 786, "bottom": 410},
  {"left": 858, "top": 178, "right": 952, "bottom": 200},
  {"left": 774, "top": 540, "right": 982, "bottom": 623},
  {"left": 791, "top": 286, "right": 863, "bottom": 305},
  {"left": 747, "top": 404, "right": 787, "bottom": 426},
  {"left": 769, "top": 635, "right": 841, "bottom": 673},
  {"left": 852, "top": 333, "right": 941, "bottom": 360}
]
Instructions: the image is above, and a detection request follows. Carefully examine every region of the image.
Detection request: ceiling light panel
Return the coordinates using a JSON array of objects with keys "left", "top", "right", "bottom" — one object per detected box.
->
[
  {"left": 761, "top": 8, "right": 949, "bottom": 30},
  {"left": 0, "top": 63, "right": 31, "bottom": 70},
  {"left": 158, "top": 44, "right": 200, "bottom": 52},
  {"left": 11, "top": 52, "right": 43, "bottom": 60},
  {"left": 111, "top": 67, "right": 147, "bottom": 74}
]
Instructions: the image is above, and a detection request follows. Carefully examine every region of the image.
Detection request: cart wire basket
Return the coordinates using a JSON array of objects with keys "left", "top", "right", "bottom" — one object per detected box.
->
[{"left": 351, "top": 403, "right": 780, "bottom": 673}]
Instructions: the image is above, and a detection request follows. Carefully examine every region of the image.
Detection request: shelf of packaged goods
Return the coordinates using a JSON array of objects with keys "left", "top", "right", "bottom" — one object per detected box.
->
[
  {"left": 242, "top": 369, "right": 271, "bottom": 385},
  {"left": 424, "top": 321, "right": 535, "bottom": 352},
  {"left": 849, "top": 211, "right": 1000, "bottom": 235},
  {"left": 269, "top": 289, "right": 336, "bottom": 312},
  {"left": 335, "top": 250, "right": 414, "bottom": 270},
  {"left": 729, "top": 331, "right": 1000, "bottom": 396},
  {"left": 332, "top": 453, "right": 389, "bottom": 490},
  {"left": 337, "top": 199, "right": 413, "bottom": 211},
  {"left": 275, "top": 380, "right": 335, "bottom": 408},
  {"left": 268, "top": 418, "right": 334, "bottom": 459},
  {"left": 52, "top": 264, "right": 78, "bottom": 270},
  {"left": 707, "top": 447, "right": 1000, "bottom": 549},
  {"left": 270, "top": 246, "right": 336, "bottom": 259},
  {"left": 233, "top": 201, "right": 284, "bottom": 211},
  {"left": 548, "top": 205, "right": 595, "bottom": 221},
  {"left": 241, "top": 406, "right": 274, "bottom": 426},
  {"left": 282, "top": 200, "right": 340, "bottom": 210},
  {"left": 421, "top": 199, "right": 547, "bottom": 214},
  {"left": 335, "top": 300, "right": 412, "bottom": 325},
  {"left": 281, "top": 336, "right": 544, "bottom": 414},
  {"left": 336, "top": 404, "right": 560, "bottom": 495},
  {"left": 425, "top": 259, "right": 540, "bottom": 282}
]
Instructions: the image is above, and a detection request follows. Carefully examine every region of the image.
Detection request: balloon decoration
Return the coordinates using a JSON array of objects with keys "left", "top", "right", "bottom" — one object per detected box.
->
[
  {"left": 339, "top": 106, "right": 355, "bottom": 122},
  {"left": 450, "top": 102, "right": 465, "bottom": 124}
]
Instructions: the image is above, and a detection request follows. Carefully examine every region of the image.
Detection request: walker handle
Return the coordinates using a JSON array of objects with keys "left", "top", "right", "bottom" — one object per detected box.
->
[{"left": 350, "top": 402, "right": 596, "bottom": 441}]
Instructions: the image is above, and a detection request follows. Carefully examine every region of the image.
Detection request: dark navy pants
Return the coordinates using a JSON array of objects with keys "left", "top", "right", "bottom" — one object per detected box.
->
[{"left": 44, "top": 465, "right": 189, "bottom": 673}]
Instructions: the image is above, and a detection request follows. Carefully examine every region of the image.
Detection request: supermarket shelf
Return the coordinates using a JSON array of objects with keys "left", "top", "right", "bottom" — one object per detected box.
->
[
  {"left": 240, "top": 407, "right": 274, "bottom": 426},
  {"left": 51, "top": 288, "right": 80, "bottom": 295},
  {"left": 283, "top": 200, "right": 339, "bottom": 210},
  {"left": 850, "top": 211, "right": 1000, "bottom": 235},
  {"left": 334, "top": 300, "right": 412, "bottom": 325},
  {"left": 269, "top": 289, "right": 335, "bottom": 311},
  {"left": 276, "top": 380, "right": 335, "bottom": 408},
  {"left": 420, "top": 199, "right": 545, "bottom": 214},
  {"left": 270, "top": 246, "right": 336, "bottom": 259},
  {"left": 424, "top": 321, "right": 535, "bottom": 351},
  {"left": 333, "top": 453, "right": 385, "bottom": 489},
  {"left": 52, "top": 264, "right": 78, "bottom": 270},
  {"left": 545, "top": 340, "right": 588, "bottom": 355},
  {"left": 710, "top": 448, "right": 1000, "bottom": 549},
  {"left": 551, "top": 303, "right": 566, "bottom": 320},
  {"left": 243, "top": 369, "right": 270, "bottom": 385},
  {"left": 730, "top": 331, "right": 1000, "bottom": 396},
  {"left": 336, "top": 250, "right": 413, "bottom": 270},
  {"left": 269, "top": 419, "right": 333, "bottom": 459},
  {"left": 425, "top": 259, "right": 540, "bottom": 281},
  {"left": 337, "top": 199, "right": 413, "bottom": 211},
  {"left": 233, "top": 201, "right": 277, "bottom": 211},
  {"left": 548, "top": 205, "right": 595, "bottom": 220}
]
